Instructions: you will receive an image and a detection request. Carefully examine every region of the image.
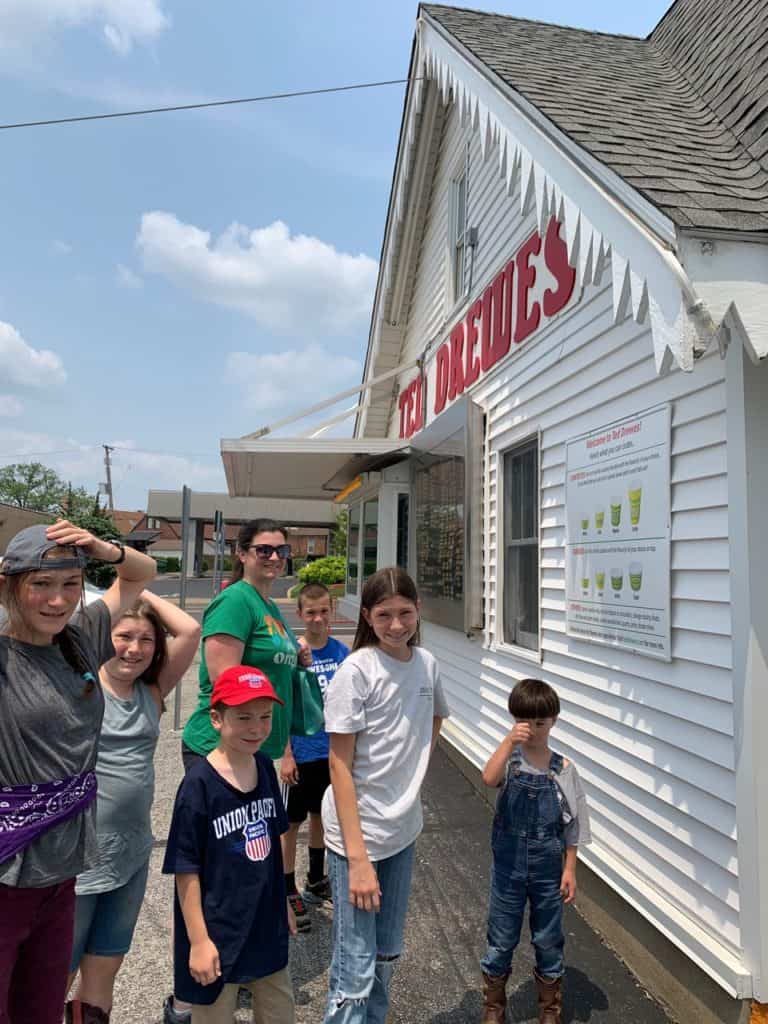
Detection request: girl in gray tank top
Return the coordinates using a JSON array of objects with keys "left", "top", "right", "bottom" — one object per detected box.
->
[{"left": 66, "top": 592, "right": 200, "bottom": 1024}]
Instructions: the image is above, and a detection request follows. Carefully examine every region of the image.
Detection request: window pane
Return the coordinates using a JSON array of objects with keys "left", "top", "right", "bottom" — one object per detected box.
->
[
  {"left": 503, "top": 441, "right": 539, "bottom": 650},
  {"left": 362, "top": 500, "right": 378, "bottom": 581},
  {"left": 456, "top": 174, "right": 466, "bottom": 235},
  {"left": 396, "top": 493, "right": 409, "bottom": 569},
  {"left": 347, "top": 505, "right": 360, "bottom": 594},
  {"left": 414, "top": 429, "right": 465, "bottom": 630}
]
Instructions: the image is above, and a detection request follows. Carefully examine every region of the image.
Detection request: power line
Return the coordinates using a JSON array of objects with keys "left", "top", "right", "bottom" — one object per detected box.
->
[
  {"left": 0, "top": 77, "right": 415, "bottom": 132},
  {"left": 0, "top": 445, "right": 221, "bottom": 459}
]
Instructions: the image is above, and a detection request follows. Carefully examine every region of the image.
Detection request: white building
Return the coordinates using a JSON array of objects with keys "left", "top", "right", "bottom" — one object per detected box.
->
[{"left": 221, "top": 2, "right": 768, "bottom": 1016}]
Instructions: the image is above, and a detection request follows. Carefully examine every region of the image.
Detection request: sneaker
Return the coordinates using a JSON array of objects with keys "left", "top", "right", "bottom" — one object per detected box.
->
[
  {"left": 163, "top": 996, "right": 191, "bottom": 1024},
  {"left": 302, "top": 875, "right": 333, "bottom": 905},
  {"left": 288, "top": 891, "right": 312, "bottom": 932}
]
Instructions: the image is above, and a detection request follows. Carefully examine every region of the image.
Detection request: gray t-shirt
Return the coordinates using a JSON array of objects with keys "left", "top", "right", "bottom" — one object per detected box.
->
[
  {"left": 76, "top": 680, "right": 161, "bottom": 895},
  {"left": 0, "top": 600, "right": 114, "bottom": 887},
  {"left": 321, "top": 645, "right": 449, "bottom": 862}
]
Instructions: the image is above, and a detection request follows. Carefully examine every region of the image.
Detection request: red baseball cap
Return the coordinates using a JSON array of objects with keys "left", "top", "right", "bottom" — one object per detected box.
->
[{"left": 211, "top": 666, "right": 284, "bottom": 707}]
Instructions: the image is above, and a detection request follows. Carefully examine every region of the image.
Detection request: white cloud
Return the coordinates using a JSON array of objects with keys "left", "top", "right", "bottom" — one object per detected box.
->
[
  {"left": 225, "top": 344, "right": 361, "bottom": 413},
  {"left": 137, "top": 212, "right": 378, "bottom": 337},
  {"left": 0, "top": 321, "right": 67, "bottom": 390},
  {"left": 0, "top": 430, "right": 225, "bottom": 508},
  {"left": 0, "top": 396, "right": 23, "bottom": 417},
  {"left": 116, "top": 263, "right": 143, "bottom": 289},
  {"left": 51, "top": 239, "right": 73, "bottom": 256},
  {"left": 0, "top": 0, "right": 169, "bottom": 55}
]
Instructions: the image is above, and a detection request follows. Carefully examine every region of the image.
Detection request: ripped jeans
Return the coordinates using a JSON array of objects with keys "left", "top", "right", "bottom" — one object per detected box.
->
[{"left": 323, "top": 843, "right": 415, "bottom": 1024}]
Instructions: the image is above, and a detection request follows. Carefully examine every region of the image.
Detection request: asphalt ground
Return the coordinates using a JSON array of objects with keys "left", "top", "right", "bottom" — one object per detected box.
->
[{"left": 106, "top": 639, "right": 673, "bottom": 1024}]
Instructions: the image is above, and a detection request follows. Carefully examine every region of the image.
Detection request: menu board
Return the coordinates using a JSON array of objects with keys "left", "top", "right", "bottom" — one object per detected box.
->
[{"left": 565, "top": 406, "right": 671, "bottom": 660}]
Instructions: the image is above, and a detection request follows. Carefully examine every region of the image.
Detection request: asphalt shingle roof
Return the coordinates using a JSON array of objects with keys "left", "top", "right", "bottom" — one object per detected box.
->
[{"left": 422, "top": 1, "right": 768, "bottom": 232}]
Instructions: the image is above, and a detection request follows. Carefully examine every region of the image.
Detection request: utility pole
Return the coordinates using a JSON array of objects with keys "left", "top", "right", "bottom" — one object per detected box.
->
[{"left": 102, "top": 445, "right": 115, "bottom": 511}]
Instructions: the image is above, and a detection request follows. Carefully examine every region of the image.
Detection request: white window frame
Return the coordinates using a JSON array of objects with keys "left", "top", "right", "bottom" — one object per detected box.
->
[
  {"left": 448, "top": 142, "right": 470, "bottom": 309},
  {"left": 495, "top": 433, "right": 542, "bottom": 661}
]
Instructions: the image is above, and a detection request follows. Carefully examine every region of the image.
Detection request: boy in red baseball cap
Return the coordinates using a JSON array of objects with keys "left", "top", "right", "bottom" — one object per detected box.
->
[{"left": 163, "top": 666, "right": 297, "bottom": 1024}]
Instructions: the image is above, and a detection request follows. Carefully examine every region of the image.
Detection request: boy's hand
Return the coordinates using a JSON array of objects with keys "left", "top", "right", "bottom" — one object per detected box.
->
[
  {"left": 280, "top": 752, "right": 299, "bottom": 786},
  {"left": 287, "top": 898, "right": 298, "bottom": 936},
  {"left": 297, "top": 637, "right": 313, "bottom": 668},
  {"left": 348, "top": 855, "right": 381, "bottom": 913},
  {"left": 560, "top": 868, "right": 577, "bottom": 904},
  {"left": 510, "top": 722, "right": 532, "bottom": 745},
  {"left": 189, "top": 937, "right": 221, "bottom": 985}
]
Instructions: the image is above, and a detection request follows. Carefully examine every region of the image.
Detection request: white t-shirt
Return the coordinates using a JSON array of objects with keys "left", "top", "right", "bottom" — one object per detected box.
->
[{"left": 321, "top": 645, "right": 450, "bottom": 861}]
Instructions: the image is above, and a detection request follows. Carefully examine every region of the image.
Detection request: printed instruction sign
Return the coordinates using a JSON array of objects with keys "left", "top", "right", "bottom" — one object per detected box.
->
[{"left": 565, "top": 405, "right": 671, "bottom": 660}]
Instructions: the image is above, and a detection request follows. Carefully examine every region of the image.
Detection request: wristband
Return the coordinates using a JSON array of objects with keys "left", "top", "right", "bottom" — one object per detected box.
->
[{"left": 108, "top": 541, "right": 126, "bottom": 565}]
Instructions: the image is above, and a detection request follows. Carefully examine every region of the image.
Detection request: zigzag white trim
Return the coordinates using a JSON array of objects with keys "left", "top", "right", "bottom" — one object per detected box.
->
[{"left": 378, "top": 16, "right": 724, "bottom": 377}]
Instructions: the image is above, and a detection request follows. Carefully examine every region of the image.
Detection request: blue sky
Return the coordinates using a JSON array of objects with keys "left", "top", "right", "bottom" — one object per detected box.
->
[{"left": 0, "top": 0, "right": 670, "bottom": 509}]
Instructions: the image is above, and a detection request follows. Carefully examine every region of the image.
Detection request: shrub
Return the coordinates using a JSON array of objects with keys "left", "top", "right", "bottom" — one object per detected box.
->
[
  {"left": 164, "top": 556, "right": 181, "bottom": 573},
  {"left": 297, "top": 555, "right": 346, "bottom": 587}
]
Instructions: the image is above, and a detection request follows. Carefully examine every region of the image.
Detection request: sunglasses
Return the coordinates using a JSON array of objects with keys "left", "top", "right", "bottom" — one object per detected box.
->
[{"left": 247, "top": 543, "right": 291, "bottom": 560}]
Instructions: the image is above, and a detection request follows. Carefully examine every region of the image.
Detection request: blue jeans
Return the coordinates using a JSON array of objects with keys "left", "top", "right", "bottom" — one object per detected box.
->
[
  {"left": 324, "top": 843, "right": 415, "bottom": 1024},
  {"left": 481, "top": 831, "right": 565, "bottom": 979},
  {"left": 70, "top": 860, "right": 150, "bottom": 968}
]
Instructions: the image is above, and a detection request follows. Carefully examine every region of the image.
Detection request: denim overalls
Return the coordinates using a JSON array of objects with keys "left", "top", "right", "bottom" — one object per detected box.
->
[{"left": 481, "top": 749, "right": 566, "bottom": 980}]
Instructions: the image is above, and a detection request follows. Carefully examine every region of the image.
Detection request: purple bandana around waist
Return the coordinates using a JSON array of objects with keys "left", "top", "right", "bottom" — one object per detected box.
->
[{"left": 0, "top": 771, "right": 97, "bottom": 864}]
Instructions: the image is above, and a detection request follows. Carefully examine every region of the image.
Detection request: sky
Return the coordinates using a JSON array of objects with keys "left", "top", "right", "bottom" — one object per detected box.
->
[{"left": 0, "top": 0, "right": 671, "bottom": 510}]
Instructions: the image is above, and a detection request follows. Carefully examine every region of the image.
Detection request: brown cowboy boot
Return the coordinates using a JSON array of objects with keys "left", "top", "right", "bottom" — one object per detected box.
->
[
  {"left": 65, "top": 999, "right": 111, "bottom": 1024},
  {"left": 534, "top": 972, "right": 562, "bottom": 1024},
  {"left": 480, "top": 971, "right": 509, "bottom": 1023}
]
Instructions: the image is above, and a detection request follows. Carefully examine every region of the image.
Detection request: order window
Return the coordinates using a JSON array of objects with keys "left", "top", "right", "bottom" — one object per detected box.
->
[
  {"left": 347, "top": 505, "right": 360, "bottom": 595},
  {"left": 502, "top": 439, "right": 539, "bottom": 651}
]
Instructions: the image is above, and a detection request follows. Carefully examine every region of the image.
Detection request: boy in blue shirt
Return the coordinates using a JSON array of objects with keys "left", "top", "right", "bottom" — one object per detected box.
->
[
  {"left": 280, "top": 583, "right": 349, "bottom": 932},
  {"left": 163, "top": 666, "right": 297, "bottom": 1024}
]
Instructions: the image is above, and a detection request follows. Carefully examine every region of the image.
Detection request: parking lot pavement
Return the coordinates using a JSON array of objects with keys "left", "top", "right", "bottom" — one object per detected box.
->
[{"left": 109, "top": 657, "right": 672, "bottom": 1023}]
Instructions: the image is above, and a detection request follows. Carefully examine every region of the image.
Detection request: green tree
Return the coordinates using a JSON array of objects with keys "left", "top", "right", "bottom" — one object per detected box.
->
[
  {"left": 0, "top": 462, "right": 66, "bottom": 512},
  {"left": 331, "top": 509, "right": 348, "bottom": 557}
]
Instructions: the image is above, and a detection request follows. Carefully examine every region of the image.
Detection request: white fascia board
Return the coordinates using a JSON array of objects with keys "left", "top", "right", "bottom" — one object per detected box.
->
[
  {"left": 416, "top": 14, "right": 723, "bottom": 374},
  {"left": 680, "top": 235, "right": 768, "bottom": 363}
]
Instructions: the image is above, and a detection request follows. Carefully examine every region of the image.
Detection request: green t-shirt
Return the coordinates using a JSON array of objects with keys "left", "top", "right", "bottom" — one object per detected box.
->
[{"left": 182, "top": 581, "right": 297, "bottom": 761}]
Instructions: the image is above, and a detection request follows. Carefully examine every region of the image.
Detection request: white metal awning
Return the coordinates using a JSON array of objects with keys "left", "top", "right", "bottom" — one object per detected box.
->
[{"left": 220, "top": 437, "right": 410, "bottom": 500}]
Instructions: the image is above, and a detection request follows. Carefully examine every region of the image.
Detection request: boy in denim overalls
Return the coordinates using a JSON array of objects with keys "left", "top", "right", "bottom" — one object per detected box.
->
[{"left": 479, "top": 679, "right": 591, "bottom": 1024}]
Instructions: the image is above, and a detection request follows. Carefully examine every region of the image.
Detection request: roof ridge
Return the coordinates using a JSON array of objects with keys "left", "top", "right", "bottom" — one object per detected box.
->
[{"left": 421, "top": 3, "right": 645, "bottom": 43}]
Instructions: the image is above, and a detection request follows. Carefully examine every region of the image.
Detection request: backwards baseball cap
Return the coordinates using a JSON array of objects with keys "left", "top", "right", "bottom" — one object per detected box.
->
[
  {"left": 211, "top": 665, "right": 284, "bottom": 708},
  {"left": 0, "top": 525, "right": 88, "bottom": 577}
]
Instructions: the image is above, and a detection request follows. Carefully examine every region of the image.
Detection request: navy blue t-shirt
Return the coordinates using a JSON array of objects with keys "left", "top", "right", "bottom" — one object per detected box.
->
[{"left": 162, "top": 754, "right": 289, "bottom": 1005}]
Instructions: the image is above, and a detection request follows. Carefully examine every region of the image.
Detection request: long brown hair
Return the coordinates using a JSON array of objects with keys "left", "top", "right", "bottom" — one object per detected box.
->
[
  {"left": 112, "top": 599, "right": 169, "bottom": 685},
  {"left": 0, "top": 549, "right": 93, "bottom": 689},
  {"left": 230, "top": 518, "right": 288, "bottom": 583},
  {"left": 352, "top": 566, "right": 421, "bottom": 651}
]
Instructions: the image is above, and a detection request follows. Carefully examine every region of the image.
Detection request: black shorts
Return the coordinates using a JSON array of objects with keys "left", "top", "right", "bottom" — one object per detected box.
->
[{"left": 286, "top": 758, "right": 331, "bottom": 824}]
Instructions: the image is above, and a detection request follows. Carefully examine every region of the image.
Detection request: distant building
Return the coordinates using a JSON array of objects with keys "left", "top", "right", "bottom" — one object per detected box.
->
[{"left": 0, "top": 503, "right": 50, "bottom": 554}]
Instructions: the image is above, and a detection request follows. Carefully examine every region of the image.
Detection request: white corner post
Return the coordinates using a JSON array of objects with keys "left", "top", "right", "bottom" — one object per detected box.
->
[{"left": 726, "top": 342, "right": 768, "bottom": 1003}]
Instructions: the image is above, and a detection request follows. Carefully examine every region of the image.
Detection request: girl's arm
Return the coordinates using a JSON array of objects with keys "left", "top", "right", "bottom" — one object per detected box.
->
[
  {"left": 176, "top": 873, "right": 221, "bottom": 986},
  {"left": 329, "top": 733, "right": 381, "bottom": 912},
  {"left": 481, "top": 723, "right": 532, "bottom": 787},
  {"left": 204, "top": 634, "right": 246, "bottom": 681},
  {"left": 139, "top": 590, "right": 201, "bottom": 700},
  {"left": 46, "top": 520, "right": 156, "bottom": 624},
  {"left": 430, "top": 716, "right": 444, "bottom": 756}
]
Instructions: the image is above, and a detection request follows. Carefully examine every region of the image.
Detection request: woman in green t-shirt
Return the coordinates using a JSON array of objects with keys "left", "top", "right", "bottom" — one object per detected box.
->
[{"left": 182, "top": 518, "right": 311, "bottom": 771}]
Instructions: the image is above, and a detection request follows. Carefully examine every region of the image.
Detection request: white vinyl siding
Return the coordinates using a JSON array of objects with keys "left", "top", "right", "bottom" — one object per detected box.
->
[{"left": 389, "top": 97, "right": 740, "bottom": 987}]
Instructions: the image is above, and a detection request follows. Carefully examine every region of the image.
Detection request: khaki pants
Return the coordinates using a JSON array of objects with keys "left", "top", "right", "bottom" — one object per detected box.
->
[{"left": 190, "top": 968, "right": 295, "bottom": 1024}]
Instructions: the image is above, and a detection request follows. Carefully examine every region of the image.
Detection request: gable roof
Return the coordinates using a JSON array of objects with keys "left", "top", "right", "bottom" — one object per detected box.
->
[{"left": 422, "top": 1, "right": 768, "bottom": 232}]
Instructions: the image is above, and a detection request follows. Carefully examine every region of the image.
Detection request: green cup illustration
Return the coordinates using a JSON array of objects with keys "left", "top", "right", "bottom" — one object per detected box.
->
[
  {"left": 581, "top": 575, "right": 590, "bottom": 592},
  {"left": 628, "top": 480, "right": 642, "bottom": 527},
  {"left": 595, "top": 509, "right": 605, "bottom": 531},
  {"left": 595, "top": 568, "right": 605, "bottom": 593},
  {"left": 629, "top": 562, "right": 643, "bottom": 597},
  {"left": 580, "top": 517, "right": 589, "bottom": 532},
  {"left": 610, "top": 496, "right": 622, "bottom": 528},
  {"left": 610, "top": 567, "right": 623, "bottom": 592}
]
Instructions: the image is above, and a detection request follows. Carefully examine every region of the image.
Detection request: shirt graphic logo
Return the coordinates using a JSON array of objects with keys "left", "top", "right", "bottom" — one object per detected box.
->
[{"left": 243, "top": 819, "right": 271, "bottom": 862}]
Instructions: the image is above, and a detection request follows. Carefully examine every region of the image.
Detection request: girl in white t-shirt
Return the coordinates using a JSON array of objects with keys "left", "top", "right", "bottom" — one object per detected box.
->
[{"left": 321, "top": 567, "right": 449, "bottom": 1024}]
